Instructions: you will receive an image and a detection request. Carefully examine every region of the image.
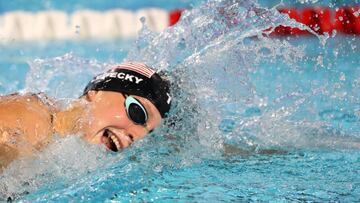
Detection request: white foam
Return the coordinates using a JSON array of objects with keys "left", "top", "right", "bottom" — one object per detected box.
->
[{"left": 0, "top": 135, "right": 122, "bottom": 201}]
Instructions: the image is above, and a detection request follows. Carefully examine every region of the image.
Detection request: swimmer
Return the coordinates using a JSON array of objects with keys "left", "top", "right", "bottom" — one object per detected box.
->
[{"left": 0, "top": 62, "right": 171, "bottom": 169}]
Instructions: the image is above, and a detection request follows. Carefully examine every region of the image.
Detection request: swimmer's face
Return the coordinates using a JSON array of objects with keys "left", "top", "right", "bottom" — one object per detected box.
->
[{"left": 82, "top": 91, "right": 162, "bottom": 152}]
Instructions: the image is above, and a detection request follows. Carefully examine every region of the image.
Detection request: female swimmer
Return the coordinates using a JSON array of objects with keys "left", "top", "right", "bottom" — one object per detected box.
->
[{"left": 0, "top": 62, "right": 171, "bottom": 169}]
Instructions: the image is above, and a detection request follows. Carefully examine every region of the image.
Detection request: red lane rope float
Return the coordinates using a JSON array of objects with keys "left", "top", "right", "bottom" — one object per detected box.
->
[
  {"left": 169, "top": 7, "right": 360, "bottom": 35},
  {"left": 276, "top": 6, "right": 360, "bottom": 35},
  {"left": 169, "top": 9, "right": 183, "bottom": 26}
]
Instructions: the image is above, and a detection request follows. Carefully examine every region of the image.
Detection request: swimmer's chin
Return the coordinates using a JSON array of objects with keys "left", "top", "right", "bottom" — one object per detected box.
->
[{"left": 81, "top": 132, "right": 102, "bottom": 145}]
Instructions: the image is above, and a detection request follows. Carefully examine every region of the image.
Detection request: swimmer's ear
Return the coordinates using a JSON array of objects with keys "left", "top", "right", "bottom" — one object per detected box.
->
[{"left": 85, "top": 90, "right": 98, "bottom": 102}]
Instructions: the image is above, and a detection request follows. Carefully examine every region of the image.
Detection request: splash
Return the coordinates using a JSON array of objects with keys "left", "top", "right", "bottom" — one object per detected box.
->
[
  {"left": 127, "top": 0, "right": 360, "bottom": 152},
  {"left": 0, "top": 136, "right": 124, "bottom": 201},
  {"left": 1, "top": 0, "right": 360, "bottom": 201},
  {"left": 25, "top": 53, "right": 107, "bottom": 98}
]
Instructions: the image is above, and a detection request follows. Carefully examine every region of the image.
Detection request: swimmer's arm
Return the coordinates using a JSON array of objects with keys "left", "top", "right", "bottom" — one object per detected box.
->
[{"left": 0, "top": 94, "right": 54, "bottom": 149}]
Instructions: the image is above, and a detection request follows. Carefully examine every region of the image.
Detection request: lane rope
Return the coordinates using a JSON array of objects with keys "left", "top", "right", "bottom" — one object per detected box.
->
[{"left": 0, "top": 7, "right": 359, "bottom": 42}]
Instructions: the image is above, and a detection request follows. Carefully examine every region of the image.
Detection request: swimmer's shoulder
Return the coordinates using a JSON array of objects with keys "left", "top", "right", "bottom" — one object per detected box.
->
[
  {"left": 0, "top": 92, "right": 56, "bottom": 129},
  {"left": 0, "top": 93, "right": 56, "bottom": 148},
  {"left": 0, "top": 93, "right": 57, "bottom": 169},
  {"left": 0, "top": 92, "right": 56, "bottom": 112}
]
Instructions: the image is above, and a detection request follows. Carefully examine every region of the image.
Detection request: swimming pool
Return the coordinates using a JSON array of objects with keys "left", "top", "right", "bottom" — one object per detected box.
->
[{"left": 0, "top": 0, "right": 360, "bottom": 202}]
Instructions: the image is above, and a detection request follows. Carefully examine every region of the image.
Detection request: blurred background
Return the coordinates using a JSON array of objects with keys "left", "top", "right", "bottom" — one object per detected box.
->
[
  {"left": 0, "top": 0, "right": 359, "bottom": 93},
  {"left": 0, "top": 0, "right": 358, "bottom": 12}
]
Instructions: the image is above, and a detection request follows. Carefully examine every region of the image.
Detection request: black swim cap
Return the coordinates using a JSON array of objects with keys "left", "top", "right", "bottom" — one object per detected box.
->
[{"left": 83, "top": 62, "right": 171, "bottom": 118}]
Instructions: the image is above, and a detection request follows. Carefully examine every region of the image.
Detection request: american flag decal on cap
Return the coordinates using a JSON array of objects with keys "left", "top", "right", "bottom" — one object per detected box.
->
[{"left": 115, "top": 62, "right": 156, "bottom": 78}]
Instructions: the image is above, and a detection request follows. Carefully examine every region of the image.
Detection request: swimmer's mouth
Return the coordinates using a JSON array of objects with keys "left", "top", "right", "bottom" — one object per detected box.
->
[
  {"left": 102, "top": 129, "right": 121, "bottom": 152},
  {"left": 102, "top": 129, "right": 133, "bottom": 152}
]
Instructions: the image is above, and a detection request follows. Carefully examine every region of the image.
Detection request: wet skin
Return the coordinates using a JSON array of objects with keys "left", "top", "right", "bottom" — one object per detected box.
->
[
  {"left": 0, "top": 94, "right": 54, "bottom": 169},
  {"left": 81, "top": 91, "right": 162, "bottom": 152},
  {"left": 0, "top": 91, "right": 162, "bottom": 168}
]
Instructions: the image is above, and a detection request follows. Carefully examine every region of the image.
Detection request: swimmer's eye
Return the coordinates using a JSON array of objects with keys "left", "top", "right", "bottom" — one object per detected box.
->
[{"left": 123, "top": 94, "right": 148, "bottom": 125}]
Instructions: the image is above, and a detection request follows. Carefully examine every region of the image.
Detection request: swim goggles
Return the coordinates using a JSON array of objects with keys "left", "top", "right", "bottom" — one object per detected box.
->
[{"left": 122, "top": 93, "right": 148, "bottom": 125}]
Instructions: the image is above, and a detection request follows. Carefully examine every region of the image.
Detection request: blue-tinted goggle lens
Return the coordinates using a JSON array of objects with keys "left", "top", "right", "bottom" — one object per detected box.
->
[{"left": 124, "top": 94, "right": 148, "bottom": 125}]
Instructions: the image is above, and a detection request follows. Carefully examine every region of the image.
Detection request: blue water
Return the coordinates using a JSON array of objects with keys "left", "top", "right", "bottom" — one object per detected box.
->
[
  {"left": 0, "top": 40, "right": 131, "bottom": 94},
  {"left": 0, "top": 0, "right": 360, "bottom": 202}
]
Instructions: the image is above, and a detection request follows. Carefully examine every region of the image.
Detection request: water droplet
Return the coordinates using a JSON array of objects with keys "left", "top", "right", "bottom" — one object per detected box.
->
[
  {"left": 316, "top": 55, "right": 324, "bottom": 68},
  {"left": 332, "top": 29, "right": 337, "bottom": 37},
  {"left": 75, "top": 25, "right": 80, "bottom": 34},
  {"left": 177, "top": 38, "right": 186, "bottom": 50},
  {"left": 140, "top": 16, "right": 146, "bottom": 24},
  {"left": 339, "top": 72, "right": 346, "bottom": 81},
  {"left": 248, "top": 10, "right": 256, "bottom": 17}
]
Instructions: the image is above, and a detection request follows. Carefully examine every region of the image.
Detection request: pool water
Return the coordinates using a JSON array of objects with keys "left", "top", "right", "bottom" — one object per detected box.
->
[
  {"left": 0, "top": 0, "right": 360, "bottom": 202},
  {"left": 0, "top": 40, "right": 131, "bottom": 94}
]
